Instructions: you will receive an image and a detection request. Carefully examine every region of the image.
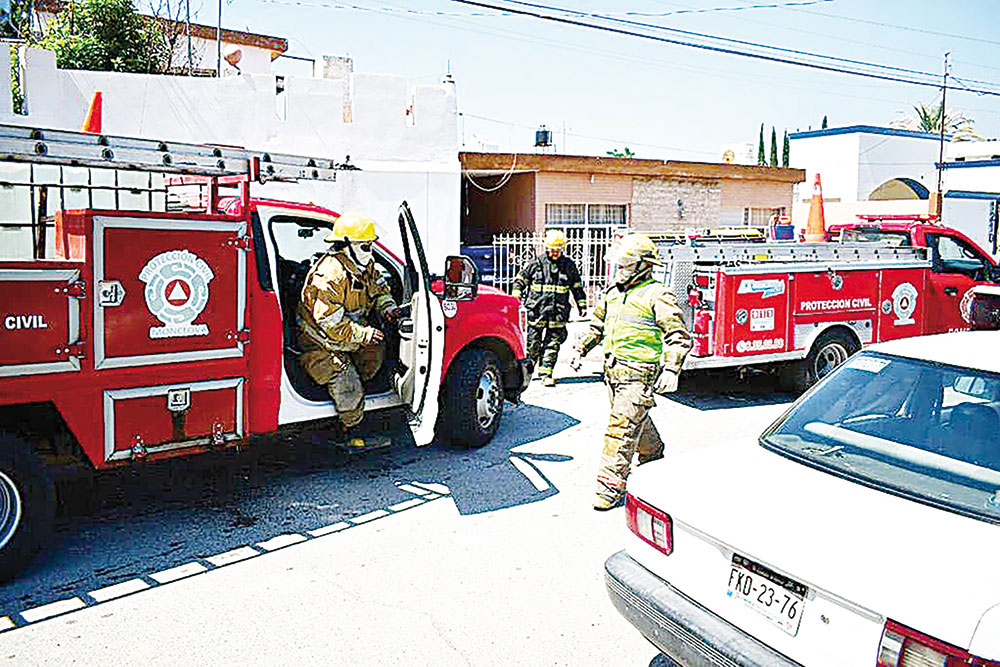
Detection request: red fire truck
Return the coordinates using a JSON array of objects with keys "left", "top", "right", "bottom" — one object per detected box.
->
[
  {"left": 0, "top": 124, "right": 529, "bottom": 579},
  {"left": 665, "top": 216, "right": 1000, "bottom": 391}
]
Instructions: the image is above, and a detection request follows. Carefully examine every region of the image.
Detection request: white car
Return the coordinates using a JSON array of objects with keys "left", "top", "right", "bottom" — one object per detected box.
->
[{"left": 605, "top": 329, "right": 1000, "bottom": 666}]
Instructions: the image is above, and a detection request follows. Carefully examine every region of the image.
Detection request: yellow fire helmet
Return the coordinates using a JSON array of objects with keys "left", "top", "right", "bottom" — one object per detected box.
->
[
  {"left": 325, "top": 212, "right": 378, "bottom": 243},
  {"left": 616, "top": 233, "right": 664, "bottom": 266},
  {"left": 543, "top": 229, "right": 567, "bottom": 250}
]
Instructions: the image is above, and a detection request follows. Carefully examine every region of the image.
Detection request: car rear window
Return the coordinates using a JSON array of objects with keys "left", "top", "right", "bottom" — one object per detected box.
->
[
  {"left": 838, "top": 228, "right": 912, "bottom": 246},
  {"left": 762, "top": 353, "right": 1000, "bottom": 523}
]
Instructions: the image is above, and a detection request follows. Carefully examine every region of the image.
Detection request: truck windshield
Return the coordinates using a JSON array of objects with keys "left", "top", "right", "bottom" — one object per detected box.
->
[
  {"left": 761, "top": 352, "right": 1000, "bottom": 523},
  {"left": 838, "top": 228, "right": 911, "bottom": 246}
]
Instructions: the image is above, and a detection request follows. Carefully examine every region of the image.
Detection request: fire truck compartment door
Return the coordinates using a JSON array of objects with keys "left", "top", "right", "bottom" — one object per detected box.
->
[
  {"left": 0, "top": 268, "right": 83, "bottom": 376},
  {"left": 103, "top": 378, "right": 243, "bottom": 462},
  {"left": 394, "top": 202, "right": 444, "bottom": 447},
  {"left": 93, "top": 216, "right": 247, "bottom": 369}
]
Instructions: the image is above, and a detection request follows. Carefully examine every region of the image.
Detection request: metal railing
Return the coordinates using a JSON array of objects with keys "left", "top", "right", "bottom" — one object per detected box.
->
[{"left": 491, "top": 227, "right": 624, "bottom": 308}]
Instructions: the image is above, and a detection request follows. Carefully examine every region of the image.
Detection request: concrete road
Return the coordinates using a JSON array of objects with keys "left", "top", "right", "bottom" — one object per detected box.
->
[{"left": 0, "top": 354, "right": 794, "bottom": 666}]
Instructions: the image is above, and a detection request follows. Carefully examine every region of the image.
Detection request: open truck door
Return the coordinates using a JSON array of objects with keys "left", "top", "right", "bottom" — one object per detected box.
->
[{"left": 394, "top": 202, "right": 445, "bottom": 446}]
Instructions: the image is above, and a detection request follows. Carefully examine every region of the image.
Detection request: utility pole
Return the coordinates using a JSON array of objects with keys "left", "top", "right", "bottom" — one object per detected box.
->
[
  {"left": 933, "top": 52, "right": 950, "bottom": 219},
  {"left": 216, "top": 0, "right": 222, "bottom": 77},
  {"left": 185, "top": 0, "right": 192, "bottom": 75}
]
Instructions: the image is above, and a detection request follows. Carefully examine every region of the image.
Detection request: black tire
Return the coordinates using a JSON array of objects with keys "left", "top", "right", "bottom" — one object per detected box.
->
[
  {"left": 778, "top": 329, "right": 859, "bottom": 393},
  {"left": 0, "top": 434, "right": 55, "bottom": 582},
  {"left": 440, "top": 349, "right": 505, "bottom": 448}
]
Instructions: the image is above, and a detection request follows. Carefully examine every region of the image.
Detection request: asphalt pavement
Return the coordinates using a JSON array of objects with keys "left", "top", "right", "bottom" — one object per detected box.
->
[{"left": 0, "top": 337, "right": 795, "bottom": 666}]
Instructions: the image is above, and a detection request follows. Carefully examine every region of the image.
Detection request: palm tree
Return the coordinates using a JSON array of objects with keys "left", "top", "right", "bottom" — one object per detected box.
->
[{"left": 891, "top": 101, "right": 980, "bottom": 141}]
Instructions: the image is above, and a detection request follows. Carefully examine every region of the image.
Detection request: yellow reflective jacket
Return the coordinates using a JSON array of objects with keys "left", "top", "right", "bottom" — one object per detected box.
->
[{"left": 579, "top": 278, "right": 692, "bottom": 371}]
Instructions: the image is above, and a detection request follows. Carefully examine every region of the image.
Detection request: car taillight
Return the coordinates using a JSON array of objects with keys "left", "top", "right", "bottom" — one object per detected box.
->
[
  {"left": 877, "top": 620, "right": 1000, "bottom": 667},
  {"left": 625, "top": 493, "right": 673, "bottom": 555},
  {"left": 694, "top": 274, "right": 711, "bottom": 288}
]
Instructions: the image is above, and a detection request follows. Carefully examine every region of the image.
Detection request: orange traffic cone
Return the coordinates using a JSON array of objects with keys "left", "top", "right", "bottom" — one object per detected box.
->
[
  {"left": 804, "top": 172, "right": 827, "bottom": 243},
  {"left": 82, "top": 91, "right": 103, "bottom": 134}
]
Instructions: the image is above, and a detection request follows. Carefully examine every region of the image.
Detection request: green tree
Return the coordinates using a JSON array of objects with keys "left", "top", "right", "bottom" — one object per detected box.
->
[
  {"left": 757, "top": 123, "right": 765, "bottom": 166},
  {"left": 606, "top": 147, "right": 635, "bottom": 158},
  {"left": 821, "top": 115, "right": 828, "bottom": 129},
  {"left": 782, "top": 129, "right": 790, "bottom": 167},
  {"left": 769, "top": 126, "right": 778, "bottom": 167},
  {"left": 890, "top": 101, "right": 980, "bottom": 141},
  {"left": 37, "top": 0, "right": 167, "bottom": 73}
]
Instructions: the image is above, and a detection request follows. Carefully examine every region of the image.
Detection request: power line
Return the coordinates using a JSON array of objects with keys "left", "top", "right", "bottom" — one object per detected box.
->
[
  {"left": 495, "top": 0, "right": 939, "bottom": 81},
  {"left": 460, "top": 112, "right": 721, "bottom": 157},
  {"left": 451, "top": 0, "right": 1000, "bottom": 96}
]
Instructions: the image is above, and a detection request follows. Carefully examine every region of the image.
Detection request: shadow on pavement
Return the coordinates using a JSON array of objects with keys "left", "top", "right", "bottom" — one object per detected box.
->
[
  {"left": 0, "top": 402, "right": 579, "bottom": 618},
  {"left": 663, "top": 369, "right": 797, "bottom": 411}
]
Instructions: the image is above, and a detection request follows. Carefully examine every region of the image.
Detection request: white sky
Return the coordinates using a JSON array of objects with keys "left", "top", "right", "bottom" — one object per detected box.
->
[{"left": 203, "top": 0, "right": 1000, "bottom": 162}]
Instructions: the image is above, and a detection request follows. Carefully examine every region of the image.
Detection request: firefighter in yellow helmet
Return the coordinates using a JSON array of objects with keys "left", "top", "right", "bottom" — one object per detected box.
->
[
  {"left": 512, "top": 229, "right": 587, "bottom": 386},
  {"left": 297, "top": 212, "right": 402, "bottom": 450},
  {"left": 573, "top": 233, "right": 693, "bottom": 510}
]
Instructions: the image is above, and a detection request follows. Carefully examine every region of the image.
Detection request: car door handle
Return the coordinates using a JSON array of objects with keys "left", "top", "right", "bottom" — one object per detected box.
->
[{"left": 944, "top": 287, "right": 958, "bottom": 296}]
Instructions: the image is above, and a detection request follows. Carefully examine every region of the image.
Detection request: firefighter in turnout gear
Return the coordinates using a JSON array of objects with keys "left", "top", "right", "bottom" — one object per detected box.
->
[
  {"left": 512, "top": 229, "right": 587, "bottom": 386},
  {"left": 297, "top": 212, "right": 402, "bottom": 450},
  {"left": 573, "top": 233, "right": 693, "bottom": 510}
]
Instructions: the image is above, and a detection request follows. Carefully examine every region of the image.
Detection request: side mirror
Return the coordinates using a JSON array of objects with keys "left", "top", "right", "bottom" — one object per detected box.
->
[{"left": 443, "top": 255, "right": 479, "bottom": 301}]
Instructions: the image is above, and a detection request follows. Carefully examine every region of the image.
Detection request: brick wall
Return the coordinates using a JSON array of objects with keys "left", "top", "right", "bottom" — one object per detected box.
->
[
  {"left": 631, "top": 177, "right": 721, "bottom": 231},
  {"left": 534, "top": 172, "right": 632, "bottom": 231}
]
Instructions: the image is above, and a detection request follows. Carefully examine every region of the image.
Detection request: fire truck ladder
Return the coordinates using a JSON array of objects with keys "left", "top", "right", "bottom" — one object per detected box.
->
[
  {"left": 0, "top": 123, "right": 342, "bottom": 182},
  {"left": 654, "top": 241, "right": 928, "bottom": 265}
]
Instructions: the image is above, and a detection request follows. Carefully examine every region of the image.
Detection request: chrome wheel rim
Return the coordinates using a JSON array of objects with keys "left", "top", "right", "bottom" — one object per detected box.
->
[
  {"left": 814, "top": 342, "right": 849, "bottom": 380},
  {"left": 0, "top": 471, "right": 23, "bottom": 551},
  {"left": 476, "top": 366, "right": 503, "bottom": 430}
]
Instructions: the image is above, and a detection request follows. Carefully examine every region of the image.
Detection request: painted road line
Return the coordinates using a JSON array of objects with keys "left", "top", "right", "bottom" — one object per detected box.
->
[
  {"left": 206, "top": 546, "right": 261, "bottom": 567},
  {"left": 88, "top": 578, "right": 150, "bottom": 603},
  {"left": 308, "top": 521, "right": 351, "bottom": 537},
  {"left": 20, "top": 598, "right": 87, "bottom": 624},
  {"left": 388, "top": 498, "right": 424, "bottom": 512},
  {"left": 0, "top": 616, "right": 14, "bottom": 632},
  {"left": 509, "top": 456, "right": 551, "bottom": 492},
  {"left": 150, "top": 562, "right": 208, "bottom": 584},
  {"left": 422, "top": 493, "right": 440, "bottom": 500},
  {"left": 350, "top": 509, "right": 389, "bottom": 524},
  {"left": 412, "top": 481, "right": 451, "bottom": 494},
  {"left": 256, "top": 534, "right": 308, "bottom": 552},
  {"left": 397, "top": 483, "right": 430, "bottom": 496}
]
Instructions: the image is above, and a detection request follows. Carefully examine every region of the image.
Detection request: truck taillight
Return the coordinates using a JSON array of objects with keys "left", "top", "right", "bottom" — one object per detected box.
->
[
  {"left": 694, "top": 274, "right": 711, "bottom": 288},
  {"left": 625, "top": 493, "right": 673, "bottom": 555},
  {"left": 877, "top": 620, "right": 1000, "bottom": 667}
]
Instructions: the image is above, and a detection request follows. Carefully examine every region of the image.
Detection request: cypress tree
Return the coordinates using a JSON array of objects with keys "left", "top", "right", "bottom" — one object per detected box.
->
[
  {"left": 770, "top": 127, "right": 778, "bottom": 167},
  {"left": 822, "top": 115, "right": 829, "bottom": 129},
  {"left": 757, "top": 124, "right": 766, "bottom": 166},
  {"left": 782, "top": 130, "right": 790, "bottom": 167}
]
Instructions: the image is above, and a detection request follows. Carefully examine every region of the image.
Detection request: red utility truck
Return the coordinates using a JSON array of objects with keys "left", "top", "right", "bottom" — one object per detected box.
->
[
  {"left": 0, "top": 125, "right": 529, "bottom": 579},
  {"left": 664, "top": 216, "right": 1000, "bottom": 391}
]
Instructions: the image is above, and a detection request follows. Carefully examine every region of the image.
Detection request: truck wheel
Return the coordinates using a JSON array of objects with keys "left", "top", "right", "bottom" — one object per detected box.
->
[
  {"left": 779, "top": 330, "right": 858, "bottom": 393},
  {"left": 441, "top": 349, "right": 504, "bottom": 448},
  {"left": 0, "top": 435, "right": 55, "bottom": 581}
]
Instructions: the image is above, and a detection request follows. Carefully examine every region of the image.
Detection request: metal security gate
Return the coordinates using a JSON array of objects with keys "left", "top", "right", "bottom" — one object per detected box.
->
[{"left": 492, "top": 226, "right": 624, "bottom": 308}]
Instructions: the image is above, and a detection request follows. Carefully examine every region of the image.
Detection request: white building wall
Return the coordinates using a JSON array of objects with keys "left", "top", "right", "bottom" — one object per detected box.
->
[
  {"left": 788, "top": 133, "right": 860, "bottom": 204},
  {"left": 856, "top": 134, "right": 938, "bottom": 199},
  {"left": 0, "top": 47, "right": 460, "bottom": 269}
]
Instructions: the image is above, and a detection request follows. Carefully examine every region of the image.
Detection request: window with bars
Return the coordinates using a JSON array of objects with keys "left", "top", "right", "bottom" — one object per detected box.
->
[
  {"left": 545, "top": 203, "right": 627, "bottom": 226},
  {"left": 743, "top": 206, "right": 786, "bottom": 226}
]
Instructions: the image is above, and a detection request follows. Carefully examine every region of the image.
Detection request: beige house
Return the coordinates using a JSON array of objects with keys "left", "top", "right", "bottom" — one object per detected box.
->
[{"left": 460, "top": 152, "right": 804, "bottom": 243}]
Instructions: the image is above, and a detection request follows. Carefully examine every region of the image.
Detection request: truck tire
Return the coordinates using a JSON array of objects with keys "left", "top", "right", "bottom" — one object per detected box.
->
[
  {"left": 779, "top": 329, "right": 859, "bottom": 393},
  {"left": 0, "top": 434, "right": 55, "bottom": 581},
  {"left": 441, "top": 349, "right": 504, "bottom": 448}
]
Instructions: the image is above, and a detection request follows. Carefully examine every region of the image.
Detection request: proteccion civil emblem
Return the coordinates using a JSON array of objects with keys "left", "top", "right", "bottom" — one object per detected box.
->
[
  {"left": 139, "top": 249, "right": 215, "bottom": 339},
  {"left": 891, "top": 282, "right": 918, "bottom": 326}
]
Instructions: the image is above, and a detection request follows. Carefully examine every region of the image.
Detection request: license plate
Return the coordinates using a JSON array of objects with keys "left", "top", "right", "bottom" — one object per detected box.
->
[{"left": 726, "top": 554, "right": 808, "bottom": 636}]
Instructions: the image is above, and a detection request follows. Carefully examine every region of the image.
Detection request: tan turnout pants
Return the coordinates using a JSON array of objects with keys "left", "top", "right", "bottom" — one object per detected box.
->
[{"left": 595, "top": 357, "right": 664, "bottom": 503}]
